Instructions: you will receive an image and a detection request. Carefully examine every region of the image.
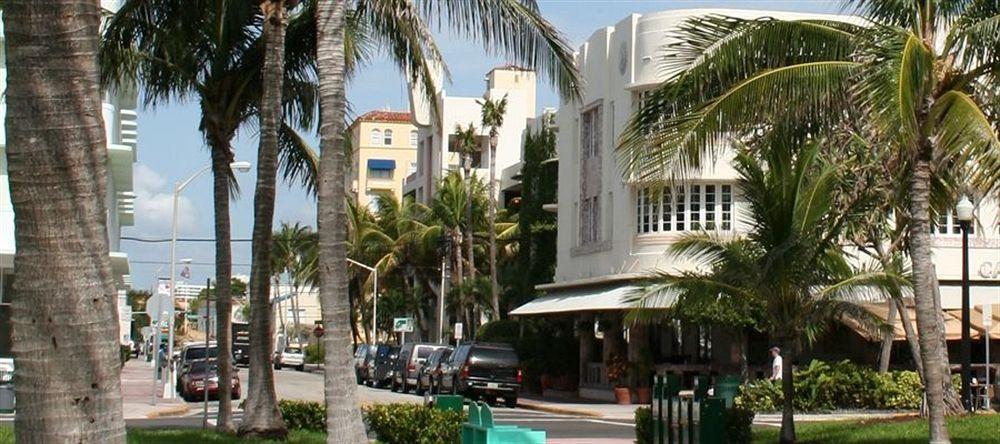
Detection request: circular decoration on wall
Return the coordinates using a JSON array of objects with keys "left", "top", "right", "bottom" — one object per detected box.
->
[{"left": 617, "top": 42, "right": 628, "bottom": 76}]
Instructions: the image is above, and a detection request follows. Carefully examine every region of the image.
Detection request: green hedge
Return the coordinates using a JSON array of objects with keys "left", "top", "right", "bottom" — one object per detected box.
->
[
  {"left": 305, "top": 343, "right": 324, "bottom": 364},
  {"left": 634, "top": 406, "right": 652, "bottom": 444},
  {"left": 363, "top": 403, "right": 464, "bottom": 444},
  {"left": 735, "top": 360, "right": 926, "bottom": 412},
  {"left": 278, "top": 400, "right": 326, "bottom": 432}
]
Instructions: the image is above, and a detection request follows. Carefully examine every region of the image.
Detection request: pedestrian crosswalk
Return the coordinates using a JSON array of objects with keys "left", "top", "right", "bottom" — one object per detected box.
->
[{"left": 185, "top": 403, "right": 245, "bottom": 427}]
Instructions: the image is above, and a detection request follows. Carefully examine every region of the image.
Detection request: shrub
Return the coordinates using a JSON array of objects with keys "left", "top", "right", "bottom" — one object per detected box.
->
[
  {"left": 278, "top": 400, "right": 325, "bottom": 432},
  {"left": 634, "top": 406, "right": 652, "bottom": 444},
  {"left": 734, "top": 359, "right": 925, "bottom": 413},
  {"left": 724, "top": 404, "right": 755, "bottom": 444},
  {"left": 363, "top": 403, "right": 463, "bottom": 444},
  {"left": 305, "top": 343, "right": 324, "bottom": 364}
]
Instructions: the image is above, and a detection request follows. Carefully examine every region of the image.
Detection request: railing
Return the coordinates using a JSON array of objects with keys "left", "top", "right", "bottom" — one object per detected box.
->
[{"left": 582, "top": 362, "right": 609, "bottom": 387}]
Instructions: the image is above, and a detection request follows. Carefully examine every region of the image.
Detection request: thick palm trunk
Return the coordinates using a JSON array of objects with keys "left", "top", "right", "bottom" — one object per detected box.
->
[
  {"left": 4, "top": 2, "right": 126, "bottom": 441},
  {"left": 488, "top": 138, "right": 499, "bottom": 319},
  {"left": 779, "top": 343, "right": 796, "bottom": 444},
  {"left": 463, "top": 161, "right": 476, "bottom": 281},
  {"left": 315, "top": 0, "right": 368, "bottom": 441},
  {"left": 239, "top": 0, "right": 288, "bottom": 437},
  {"left": 878, "top": 299, "right": 896, "bottom": 373},
  {"left": 907, "top": 159, "right": 952, "bottom": 444},
  {"left": 893, "top": 294, "right": 924, "bottom": 378},
  {"left": 209, "top": 139, "right": 236, "bottom": 432}
]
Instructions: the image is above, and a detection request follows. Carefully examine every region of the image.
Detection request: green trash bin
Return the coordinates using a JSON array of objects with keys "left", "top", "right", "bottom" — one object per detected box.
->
[
  {"left": 436, "top": 395, "right": 465, "bottom": 413},
  {"left": 715, "top": 376, "right": 741, "bottom": 408}
]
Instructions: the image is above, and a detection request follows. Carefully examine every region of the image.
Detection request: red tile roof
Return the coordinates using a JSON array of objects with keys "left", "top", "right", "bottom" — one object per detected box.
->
[{"left": 354, "top": 110, "right": 412, "bottom": 124}]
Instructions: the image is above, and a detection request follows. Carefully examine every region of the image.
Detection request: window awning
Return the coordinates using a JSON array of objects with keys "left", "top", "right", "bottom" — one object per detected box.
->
[
  {"left": 367, "top": 159, "right": 396, "bottom": 170},
  {"left": 849, "top": 302, "right": 1000, "bottom": 341},
  {"left": 510, "top": 285, "right": 675, "bottom": 316}
]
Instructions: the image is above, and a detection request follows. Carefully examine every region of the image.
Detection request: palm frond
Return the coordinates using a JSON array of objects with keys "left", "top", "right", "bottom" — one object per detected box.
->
[
  {"left": 932, "top": 90, "right": 1000, "bottom": 192},
  {"left": 278, "top": 122, "right": 319, "bottom": 196}
]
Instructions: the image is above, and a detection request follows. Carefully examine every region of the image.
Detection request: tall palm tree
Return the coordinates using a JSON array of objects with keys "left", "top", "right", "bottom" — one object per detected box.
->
[
  {"left": 628, "top": 140, "right": 900, "bottom": 443},
  {"left": 454, "top": 123, "right": 480, "bottom": 285},
  {"left": 617, "top": 4, "right": 1000, "bottom": 440},
  {"left": 479, "top": 95, "right": 508, "bottom": 319},
  {"left": 101, "top": 1, "right": 319, "bottom": 430},
  {"left": 3, "top": 1, "right": 127, "bottom": 441},
  {"left": 273, "top": 223, "right": 316, "bottom": 346},
  {"left": 314, "top": 0, "right": 580, "bottom": 438}
]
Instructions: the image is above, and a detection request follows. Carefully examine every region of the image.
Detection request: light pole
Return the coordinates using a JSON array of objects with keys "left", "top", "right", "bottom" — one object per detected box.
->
[
  {"left": 166, "top": 161, "right": 250, "bottom": 399},
  {"left": 956, "top": 195, "right": 974, "bottom": 412},
  {"left": 347, "top": 258, "right": 378, "bottom": 343}
]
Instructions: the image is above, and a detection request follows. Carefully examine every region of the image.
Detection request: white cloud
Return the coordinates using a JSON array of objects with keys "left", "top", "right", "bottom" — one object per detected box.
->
[{"left": 133, "top": 164, "right": 197, "bottom": 234}]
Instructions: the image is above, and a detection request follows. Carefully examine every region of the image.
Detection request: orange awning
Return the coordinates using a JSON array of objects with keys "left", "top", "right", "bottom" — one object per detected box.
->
[{"left": 853, "top": 302, "right": 993, "bottom": 342}]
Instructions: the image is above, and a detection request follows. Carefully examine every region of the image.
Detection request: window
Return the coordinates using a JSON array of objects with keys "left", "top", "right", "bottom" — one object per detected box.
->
[
  {"left": 580, "top": 195, "right": 601, "bottom": 245},
  {"left": 383, "top": 129, "right": 393, "bottom": 145},
  {"left": 636, "top": 183, "right": 735, "bottom": 234},
  {"left": 368, "top": 168, "right": 393, "bottom": 180},
  {"left": 410, "top": 130, "right": 418, "bottom": 146},
  {"left": 934, "top": 210, "right": 974, "bottom": 235},
  {"left": 580, "top": 105, "right": 602, "bottom": 158},
  {"left": 370, "top": 129, "right": 381, "bottom": 145}
]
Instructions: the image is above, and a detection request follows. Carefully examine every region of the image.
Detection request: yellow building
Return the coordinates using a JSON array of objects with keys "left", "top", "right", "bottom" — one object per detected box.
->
[{"left": 348, "top": 110, "right": 418, "bottom": 210}]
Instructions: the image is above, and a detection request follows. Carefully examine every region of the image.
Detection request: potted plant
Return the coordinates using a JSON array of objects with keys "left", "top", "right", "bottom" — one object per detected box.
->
[
  {"left": 606, "top": 353, "right": 631, "bottom": 404},
  {"left": 632, "top": 350, "right": 654, "bottom": 404}
]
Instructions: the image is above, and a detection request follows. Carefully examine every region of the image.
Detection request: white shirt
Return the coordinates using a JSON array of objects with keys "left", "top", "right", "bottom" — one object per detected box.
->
[{"left": 772, "top": 355, "right": 783, "bottom": 380}]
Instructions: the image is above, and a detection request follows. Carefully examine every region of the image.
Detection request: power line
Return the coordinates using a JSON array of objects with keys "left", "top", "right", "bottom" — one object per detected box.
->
[{"left": 123, "top": 236, "right": 253, "bottom": 243}]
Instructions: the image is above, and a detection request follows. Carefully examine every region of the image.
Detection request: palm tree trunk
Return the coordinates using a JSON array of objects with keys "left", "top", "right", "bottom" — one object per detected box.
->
[
  {"left": 463, "top": 160, "right": 476, "bottom": 281},
  {"left": 893, "top": 297, "right": 924, "bottom": 378},
  {"left": 488, "top": 135, "right": 499, "bottom": 319},
  {"left": 275, "top": 276, "right": 287, "bottom": 337},
  {"left": 878, "top": 298, "right": 896, "bottom": 373},
  {"left": 907, "top": 158, "right": 952, "bottom": 444},
  {"left": 239, "top": 0, "right": 288, "bottom": 437},
  {"left": 209, "top": 139, "right": 236, "bottom": 433},
  {"left": 779, "top": 338, "right": 796, "bottom": 444},
  {"left": 315, "top": 0, "right": 368, "bottom": 441},
  {"left": 291, "top": 283, "right": 303, "bottom": 343},
  {"left": 453, "top": 233, "right": 464, "bottom": 327},
  {"left": 4, "top": 2, "right": 127, "bottom": 441}
]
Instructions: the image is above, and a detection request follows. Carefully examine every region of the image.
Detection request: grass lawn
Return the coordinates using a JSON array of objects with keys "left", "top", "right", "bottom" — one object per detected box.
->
[{"left": 752, "top": 414, "right": 1000, "bottom": 443}]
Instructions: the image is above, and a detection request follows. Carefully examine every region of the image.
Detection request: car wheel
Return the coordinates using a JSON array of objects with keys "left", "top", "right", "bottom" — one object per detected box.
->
[
  {"left": 296, "top": 364, "right": 305, "bottom": 372},
  {"left": 401, "top": 377, "right": 409, "bottom": 394},
  {"left": 504, "top": 397, "right": 517, "bottom": 408},
  {"left": 274, "top": 362, "right": 281, "bottom": 370}
]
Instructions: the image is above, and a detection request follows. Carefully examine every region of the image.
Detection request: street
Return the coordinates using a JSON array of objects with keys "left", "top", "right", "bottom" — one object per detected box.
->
[{"left": 171, "top": 366, "right": 636, "bottom": 441}]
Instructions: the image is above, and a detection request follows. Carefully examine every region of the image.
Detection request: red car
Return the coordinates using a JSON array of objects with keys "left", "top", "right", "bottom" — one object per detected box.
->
[{"left": 179, "top": 361, "right": 241, "bottom": 402}]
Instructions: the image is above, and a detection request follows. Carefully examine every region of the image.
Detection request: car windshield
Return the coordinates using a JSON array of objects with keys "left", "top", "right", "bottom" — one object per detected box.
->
[
  {"left": 286, "top": 348, "right": 302, "bottom": 354},
  {"left": 185, "top": 347, "right": 218, "bottom": 361},
  {"left": 471, "top": 347, "right": 518, "bottom": 364},
  {"left": 189, "top": 362, "right": 219, "bottom": 375}
]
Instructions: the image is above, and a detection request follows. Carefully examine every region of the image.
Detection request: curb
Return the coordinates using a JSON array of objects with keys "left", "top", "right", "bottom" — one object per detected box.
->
[
  {"left": 145, "top": 404, "right": 191, "bottom": 419},
  {"left": 517, "top": 401, "right": 603, "bottom": 418}
]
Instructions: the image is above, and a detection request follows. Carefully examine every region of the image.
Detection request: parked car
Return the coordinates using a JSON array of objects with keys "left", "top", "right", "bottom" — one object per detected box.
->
[
  {"left": 353, "top": 344, "right": 370, "bottom": 383},
  {"left": 179, "top": 360, "right": 241, "bottom": 402},
  {"left": 416, "top": 346, "right": 452, "bottom": 396},
  {"left": 274, "top": 345, "right": 306, "bottom": 371},
  {"left": 437, "top": 342, "right": 521, "bottom": 407},
  {"left": 361, "top": 344, "right": 389, "bottom": 385},
  {"left": 391, "top": 343, "right": 446, "bottom": 393},
  {"left": 370, "top": 345, "right": 400, "bottom": 388},
  {"left": 175, "top": 343, "right": 218, "bottom": 390}
]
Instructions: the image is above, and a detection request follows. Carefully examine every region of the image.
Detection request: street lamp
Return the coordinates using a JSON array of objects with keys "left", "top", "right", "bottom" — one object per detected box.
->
[
  {"left": 165, "top": 161, "right": 250, "bottom": 399},
  {"left": 347, "top": 258, "right": 378, "bottom": 343},
  {"left": 956, "top": 195, "right": 974, "bottom": 411}
]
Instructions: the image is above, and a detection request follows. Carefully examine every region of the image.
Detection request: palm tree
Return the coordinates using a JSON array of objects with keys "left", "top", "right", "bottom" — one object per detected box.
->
[
  {"left": 101, "top": 1, "right": 319, "bottom": 430},
  {"left": 454, "top": 123, "right": 480, "bottom": 285},
  {"left": 314, "top": 0, "right": 580, "bottom": 438},
  {"left": 3, "top": 1, "right": 127, "bottom": 441},
  {"left": 617, "top": 4, "right": 1000, "bottom": 439},
  {"left": 627, "top": 140, "right": 901, "bottom": 443},
  {"left": 479, "top": 95, "right": 508, "bottom": 319},
  {"left": 273, "top": 223, "right": 317, "bottom": 345}
]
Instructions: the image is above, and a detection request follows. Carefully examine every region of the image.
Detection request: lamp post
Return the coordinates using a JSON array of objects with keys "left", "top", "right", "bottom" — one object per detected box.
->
[
  {"left": 347, "top": 258, "right": 378, "bottom": 343},
  {"left": 956, "top": 195, "right": 974, "bottom": 412},
  {"left": 165, "top": 161, "right": 250, "bottom": 399}
]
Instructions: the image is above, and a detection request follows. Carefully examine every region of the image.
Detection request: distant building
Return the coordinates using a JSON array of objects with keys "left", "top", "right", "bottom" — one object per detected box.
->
[
  {"left": 404, "top": 66, "right": 540, "bottom": 207},
  {"left": 348, "top": 110, "right": 418, "bottom": 211},
  {"left": 0, "top": 0, "right": 139, "bottom": 352}
]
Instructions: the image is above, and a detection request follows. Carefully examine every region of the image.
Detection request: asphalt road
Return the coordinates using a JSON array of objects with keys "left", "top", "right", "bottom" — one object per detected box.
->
[{"left": 167, "top": 367, "right": 635, "bottom": 440}]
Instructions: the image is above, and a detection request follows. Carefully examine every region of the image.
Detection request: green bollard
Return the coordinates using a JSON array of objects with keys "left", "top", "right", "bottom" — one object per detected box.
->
[
  {"left": 693, "top": 375, "right": 710, "bottom": 402},
  {"left": 699, "top": 398, "right": 726, "bottom": 444}
]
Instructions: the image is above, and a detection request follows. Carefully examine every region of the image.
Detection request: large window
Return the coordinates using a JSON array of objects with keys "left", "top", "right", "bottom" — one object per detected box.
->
[
  {"left": 368, "top": 168, "right": 393, "bottom": 180},
  {"left": 580, "top": 104, "right": 602, "bottom": 158},
  {"left": 370, "top": 129, "right": 381, "bottom": 145},
  {"left": 934, "top": 210, "right": 974, "bottom": 235},
  {"left": 637, "top": 184, "right": 734, "bottom": 234},
  {"left": 580, "top": 195, "right": 601, "bottom": 245},
  {"left": 383, "top": 129, "right": 393, "bottom": 145}
]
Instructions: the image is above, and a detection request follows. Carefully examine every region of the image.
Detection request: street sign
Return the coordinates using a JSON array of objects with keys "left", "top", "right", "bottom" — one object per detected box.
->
[
  {"left": 145, "top": 294, "right": 164, "bottom": 323},
  {"left": 454, "top": 322, "right": 463, "bottom": 340},
  {"left": 313, "top": 325, "right": 325, "bottom": 338},
  {"left": 393, "top": 317, "right": 414, "bottom": 333}
]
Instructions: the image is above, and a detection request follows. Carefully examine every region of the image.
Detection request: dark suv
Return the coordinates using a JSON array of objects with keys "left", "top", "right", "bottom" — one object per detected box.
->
[
  {"left": 437, "top": 342, "right": 521, "bottom": 407},
  {"left": 416, "top": 346, "right": 452, "bottom": 396},
  {"left": 370, "top": 345, "right": 399, "bottom": 388}
]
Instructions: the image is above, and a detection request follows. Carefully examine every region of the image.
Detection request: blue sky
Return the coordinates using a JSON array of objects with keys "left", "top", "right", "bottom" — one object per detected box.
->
[{"left": 124, "top": 0, "right": 844, "bottom": 290}]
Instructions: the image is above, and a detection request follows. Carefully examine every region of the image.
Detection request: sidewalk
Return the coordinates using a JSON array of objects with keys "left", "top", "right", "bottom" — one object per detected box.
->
[
  {"left": 120, "top": 357, "right": 190, "bottom": 419},
  {"left": 518, "top": 394, "right": 639, "bottom": 420}
]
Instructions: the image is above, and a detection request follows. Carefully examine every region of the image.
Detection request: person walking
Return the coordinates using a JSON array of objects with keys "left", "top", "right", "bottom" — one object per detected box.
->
[{"left": 769, "top": 346, "right": 783, "bottom": 381}]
